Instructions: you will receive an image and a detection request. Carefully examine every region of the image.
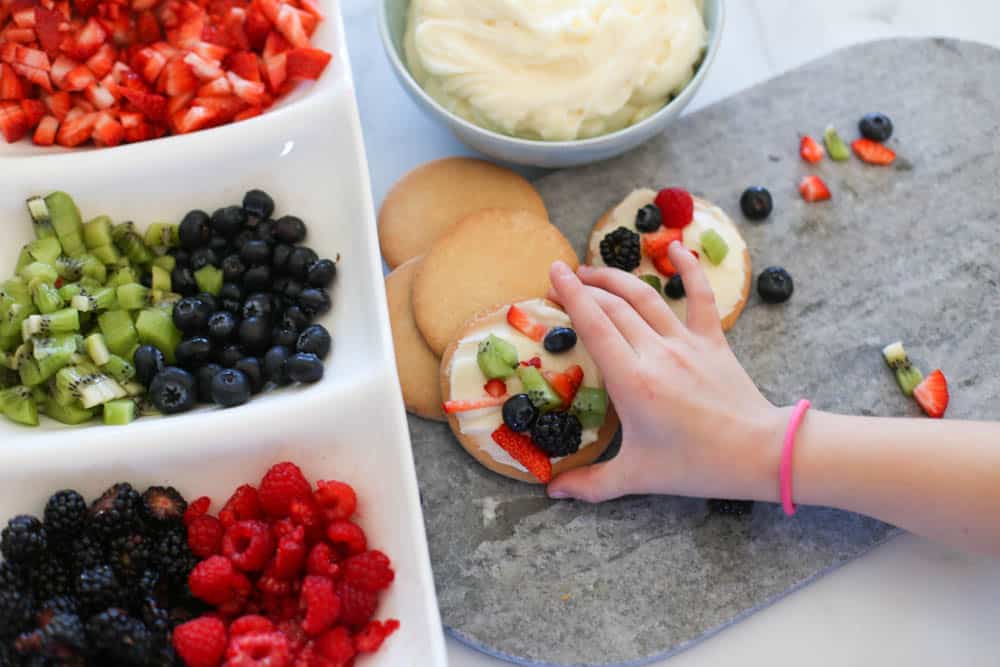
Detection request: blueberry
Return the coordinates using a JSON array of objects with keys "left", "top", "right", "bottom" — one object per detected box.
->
[
  {"left": 272, "top": 244, "right": 292, "bottom": 273},
  {"left": 757, "top": 266, "right": 794, "bottom": 304},
  {"left": 240, "top": 240, "right": 271, "bottom": 266},
  {"left": 170, "top": 266, "right": 197, "bottom": 296},
  {"left": 263, "top": 346, "right": 291, "bottom": 385},
  {"left": 306, "top": 259, "right": 337, "bottom": 288},
  {"left": 149, "top": 367, "right": 196, "bottom": 414},
  {"left": 233, "top": 357, "right": 263, "bottom": 394},
  {"left": 281, "top": 305, "right": 310, "bottom": 332},
  {"left": 232, "top": 229, "right": 254, "bottom": 251},
  {"left": 502, "top": 394, "right": 537, "bottom": 432},
  {"left": 172, "top": 249, "right": 191, "bottom": 268},
  {"left": 217, "top": 344, "right": 244, "bottom": 368},
  {"left": 209, "top": 235, "right": 231, "bottom": 256},
  {"left": 284, "top": 352, "right": 324, "bottom": 383},
  {"left": 296, "top": 324, "right": 331, "bottom": 359},
  {"left": 175, "top": 337, "right": 213, "bottom": 368},
  {"left": 238, "top": 316, "right": 271, "bottom": 354},
  {"left": 859, "top": 112, "right": 893, "bottom": 142},
  {"left": 282, "top": 279, "right": 303, "bottom": 301},
  {"left": 665, "top": 274, "right": 685, "bottom": 299},
  {"left": 271, "top": 326, "right": 299, "bottom": 348},
  {"left": 242, "top": 189, "right": 275, "bottom": 220},
  {"left": 219, "top": 282, "right": 243, "bottom": 304},
  {"left": 211, "top": 368, "right": 251, "bottom": 408},
  {"left": 634, "top": 204, "right": 662, "bottom": 233},
  {"left": 286, "top": 247, "right": 318, "bottom": 281},
  {"left": 240, "top": 293, "right": 272, "bottom": 323},
  {"left": 189, "top": 248, "right": 218, "bottom": 271},
  {"left": 196, "top": 363, "right": 222, "bottom": 403},
  {"left": 543, "top": 327, "right": 577, "bottom": 353},
  {"left": 243, "top": 265, "right": 271, "bottom": 292},
  {"left": 255, "top": 219, "right": 276, "bottom": 243},
  {"left": 197, "top": 292, "right": 218, "bottom": 313},
  {"left": 133, "top": 345, "right": 165, "bottom": 387},
  {"left": 171, "top": 297, "right": 212, "bottom": 334},
  {"left": 739, "top": 186, "right": 773, "bottom": 221},
  {"left": 221, "top": 255, "right": 245, "bottom": 283},
  {"left": 178, "top": 211, "right": 211, "bottom": 249},
  {"left": 210, "top": 206, "right": 247, "bottom": 238},
  {"left": 297, "top": 288, "right": 330, "bottom": 316},
  {"left": 274, "top": 216, "right": 306, "bottom": 244},
  {"left": 207, "top": 311, "right": 238, "bottom": 341}
]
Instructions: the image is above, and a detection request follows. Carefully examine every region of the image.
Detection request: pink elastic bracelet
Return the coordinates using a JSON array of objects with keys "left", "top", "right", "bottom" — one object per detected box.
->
[{"left": 780, "top": 399, "right": 811, "bottom": 516}]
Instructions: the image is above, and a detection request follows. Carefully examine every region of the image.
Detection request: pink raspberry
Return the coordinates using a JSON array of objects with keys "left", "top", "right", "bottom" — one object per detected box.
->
[
  {"left": 299, "top": 575, "right": 340, "bottom": 636},
  {"left": 335, "top": 580, "right": 378, "bottom": 630},
  {"left": 258, "top": 462, "right": 312, "bottom": 518},
  {"left": 229, "top": 615, "right": 275, "bottom": 637},
  {"left": 353, "top": 619, "right": 400, "bottom": 654},
  {"left": 183, "top": 496, "right": 212, "bottom": 526},
  {"left": 315, "top": 627, "right": 355, "bottom": 664},
  {"left": 225, "top": 631, "right": 291, "bottom": 667},
  {"left": 324, "top": 520, "right": 366, "bottom": 558},
  {"left": 189, "top": 556, "right": 240, "bottom": 606},
  {"left": 173, "top": 616, "right": 227, "bottom": 667},
  {"left": 272, "top": 526, "right": 307, "bottom": 579},
  {"left": 313, "top": 480, "right": 357, "bottom": 523},
  {"left": 342, "top": 550, "right": 394, "bottom": 592},
  {"left": 305, "top": 543, "right": 340, "bottom": 579},
  {"left": 223, "top": 520, "right": 275, "bottom": 572},
  {"left": 188, "top": 515, "right": 224, "bottom": 558},
  {"left": 219, "top": 484, "right": 263, "bottom": 528}
]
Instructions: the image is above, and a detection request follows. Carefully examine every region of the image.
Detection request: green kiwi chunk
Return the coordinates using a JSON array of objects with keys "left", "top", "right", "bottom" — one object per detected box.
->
[
  {"left": 116, "top": 284, "right": 150, "bottom": 311},
  {"left": 152, "top": 255, "right": 176, "bottom": 273},
  {"left": 699, "top": 229, "right": 729, "bottom": 265},
  {"left": 22, "top": 308, "right": 79, "bottom": 339},
  {"left": 476, "top": 334, "right": 519, "bottom": 379},
  {"left": 571, "top": 387, "right": 609, "bottom": 429},
  {"left": 85, "top": 333, "right": 111, "bottom": 366},
  {"left": 516, "top": 366, "right": 562, "bottom": 414},
  {"left": 194, "top": 265, "right": 223, "bottom": 296},
  {"left": 101, "top": 354, "right": 135, "bottom": 383},
  {"left": 102, "top": 398, "right": 136, "bottom": 425},
  {"left": 19, "top": 262, "right": 59, "bottom": 284},
  {"left": 25, "top": 237, "right": 62, "bottom": 265},
  {"left": 1, "top": 279, "right": 31, "bottom": 306},
  {"left": 135, "top": 309, "right": 180, "bottom": 363},
  {"left": 26, "top": 196, "right": 55, "bottom": 239},
  {"left": 98, "top": 310, "right": 139, "bottom": 359},
  {"left": 111, "top": 222, "right": 153, "bottom": 265},
  {"left": 31, "top": 280, "right": 64, "bottom": 314},
  {"left": 70, "top": 287, "right": 117, "bottom": 313},
  {"left": 83, "top": 215, "right": 114, "bottom": 249},
  {"left": 144, "top": 223, "right": 179, "bottom": 253},
  {"left": 824, "top": 126, "right": 851, "bottom": 162},
  {"left": 44, "top": 192, "right": 86, "bottom": 257},
  {"left": 639, "top": 275, "right": 663, "bottom": 292},
  {"left": 44, "top": 398, "right": 95, "bottom": 425},
  {"left": 0, "top": 386, "right": 38, "bottom": 426},
  {"left": 882, "top": 341, "right": 924, "bottom": 396},
  {"left": 150, "top": 265, "right": 171, "bottom": 292}
]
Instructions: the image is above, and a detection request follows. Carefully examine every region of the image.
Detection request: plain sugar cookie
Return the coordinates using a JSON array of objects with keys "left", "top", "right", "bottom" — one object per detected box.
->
[
  {"left": 412, "top": 208, "right": 578, "bottom": 356},
  {"left": 385, "top": 257, "right": 445, "bottom": 421},
  {"left": 378, "top": 157, "right": 549, "bottom": 269}
]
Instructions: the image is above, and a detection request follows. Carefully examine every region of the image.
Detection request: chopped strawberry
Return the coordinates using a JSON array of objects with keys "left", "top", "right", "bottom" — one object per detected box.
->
[
  {"left": 61, "top": 17, "right": 107, "bottom": 61},
  {"left": 285, "top": 46, "right": 329, "bottom": 80},
  {"left": 654, "top": 188, "right": 694, "bottom": 229},
  {"left": 222, "top": 7, "right": 249, "bottom": 50},
  {"left": 799, "top": 135, "right": 824, "bottom": 163},
  {"left": 852, "top": 138, "right": 896, "bottom": 165},
  {"left": 3, "top": 26, "right": 35, "bottom": 43},
  {"left": 171, "top": 103, "right": 213, "bottom": 133},
  {"left": 442, "top": 396, "right": 507, "bottom": 414},
  {"left": 543, "top": 365, "right": 583, "bottom": 405},
  {"left": 197, "top": 75, "right": 232, "bottom": 96},
  {"left": 183, "top": 51, "right": 224, "bottom": 80},
  {"left": 484, "top": 379, "right": 506, "bottom": 398},
  {"left": 20, "top": 98, "right": 44, "bottom": 126},
  {"left": 653, "top": 253, "right": 677, "bottom": 277},
  {"left": 32, "top": 114, "right": 59, "bottom": 145},
  {"left": 491, "top": 425, "right": 552, "bottom": 483},
  {"left": 507, "top": 304, "right": 547, "bottom": 342},
  {"left": 297, "top": 0, "right": 324, "bottom": 19},
  {"left": 35, "top": 6, "right": 66, "bottom": 56},
  {"left": 55, "top": 109, "right": 96, "bottom": 146},
  {"left": 275, "top": 3, "right": 308, "bottom": 48},
  {"left": 244, "top": 7, "right": 270, "bottom": 50},
  {"left": 0, "top": 63, "right": 25, "bottom": 100},
  {"left": 13, "top": 63, "right": 53, "bottom": 92},
  {"left": 116, "top": 84, "right": 166, "bottom": 121},
  {"left": 226, "top": 69, "right": 266, "bottom": 104},
  {"left": 41, "top": 90, "right": 71, "bottom": 119},
  {"left": 262, "top": 30, "right": 289, "bottom": 59},
  {"left": 262, "top": 51, "right": 285, "bottom": 92},
  {"left": 160, "top": 58, "right": 197, "bottom": 95},
  {"left": 226, "top": 50, "right": 260, "bottom": 82},
  {"left": 132, "top": 46, "right": 166, "bottom": 82},
  {"left": 641, "top": 226, "right": 683, "bottom": 260},
  {"left": 192, "top": 93, "right": 244, "bottom": 122},
  {"left": 91, "top": 110, "right": 123, "bottom": 145},
  {"left": 63, "top": 64, "right": 96, "bottom": 91},
  {"left": 519, "top": 356, "right": 542, "bottom": 369},
  {"left": 913, "top": 369, "right": 948, "bottom": 419},
  {"left": 0, "top": 100, "right": 28, "bottom": 142},
  {"left": 233, "top": 104, "right": 260, "bottom": 121},
  {"left": 136, "top": 9, "right": 161, "bottom": 43},
  {"left": 799, "top": 175, "right": 831, "bottom": 203},
  {"left": 165, "top": 89, "right": 193, "bottom": 115},
  {"left": 85, "top": 43, "right": 116, "bottom": 78},
  {"left": 189, "top": 39, "right": 228, "bottom": 62},
  {"left": 12, "top": 4, "right": 36, "bottom": 28}
]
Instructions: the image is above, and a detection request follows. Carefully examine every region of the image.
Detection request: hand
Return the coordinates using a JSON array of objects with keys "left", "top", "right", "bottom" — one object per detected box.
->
[{"left": 546, "top": 241, "right": 785, "bottom": 503}]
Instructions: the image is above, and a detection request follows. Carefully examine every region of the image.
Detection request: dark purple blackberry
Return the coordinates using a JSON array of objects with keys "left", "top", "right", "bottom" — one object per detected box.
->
[
  {"left": 67, "top": 533, "right": 105, "bottom": 571},
  {"left": 88, "top": 483, "right": 142, "bottom": 538},
  {"left": 148, "top": 643, "right": 182, "bottom": 667},
  {"left": 153, "top": 527, "right": 196, "bottom": 586},
  {"left": 0, "top": 560, "right": 27, "bottom": 591},
  {"left": 35, "top": 595, "right": 80, "bottom": 623},
  {"left": 108, "top": 533, "right": 152, "bottom": 580},
  {"left": 139, "top": 596, "right": 171, "bottom": 644},
  {"left": 29, "top": 555, "right": 75, "bottom": 602},
  {"left": 14, "top": 612, "right": 86, "bottom": 661},
  {"left": 1, "top": 515, "right": 47, "bottom": 564},
  {"left": 43, "top": 490, "right": 87, "bottom": 541},
  {"left": 599, "top": 227, "right": 641, "bottom": 272},
  {"left": 141, "top": 487, "right": 187, "bottom": 527},
  {"left": 707, "top": 499, "right": 754, "bottom": 516},
  {"left": 86, "top": 607, "right": 152, "bottom": 665},
  {"left": 77, "top": 565, "right": 124, "bottom": 611},
  {"left": 530, "top": 412, "right": 583, "bottom": 457},
  {"left": 0, "top": 587, "right": 34, "bottom": 638}
]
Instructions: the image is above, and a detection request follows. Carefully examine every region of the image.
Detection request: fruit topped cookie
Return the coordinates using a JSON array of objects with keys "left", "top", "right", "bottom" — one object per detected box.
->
[
  {"left": 439, "top": 299, "right": 619, "bottom": 484},
  {"left": 587, "top": 188, "right": 752, "bottom": 331}
]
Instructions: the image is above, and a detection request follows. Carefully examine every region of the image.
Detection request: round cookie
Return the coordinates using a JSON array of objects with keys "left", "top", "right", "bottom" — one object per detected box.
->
[
  {"left": 378, "top": 157, "right": 549, "bottom": 269},
  {"left": 586, "top": 190, "right": 752, "bottom": 331},
  {"left": 385, "top": 257, "right": 445, "bottom": 421},
  {"left": 412, "top": 209, "right": 578, "bottom": 356},
  {"left": 440, "top": 299, "right": 619, "bottom": 484}
]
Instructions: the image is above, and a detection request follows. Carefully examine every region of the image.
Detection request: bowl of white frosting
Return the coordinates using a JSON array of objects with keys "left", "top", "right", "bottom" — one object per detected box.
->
[{"left": 378, "top": 0, "right": 724, "bottom": 168}]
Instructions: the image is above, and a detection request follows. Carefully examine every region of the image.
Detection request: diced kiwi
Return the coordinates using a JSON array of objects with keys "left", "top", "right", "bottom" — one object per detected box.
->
[
  {"left": 26, "top": 196, "right": 55, "bottom": 239},
  {"left": 824, "top": 126, "right": 851, "bottom": 162},
  {"left": 882, "top": 341, "right": 909, "bottom": 369},
  {"left": 32, "top": 333, "right": 78, "bottom": 361},
  {"left": 150, "top": 291, "right": 181, "bottom": 308},
  {"left": 97, "top": 310, "right": 139, "bottom": 359},
  {"left": 516, "top": 366, "right": 562, "bottom": 414},
  {"left": 144, "top": 223, "right": 179, "bottom": 254},
  {"left": 116, "top": 283, "right": 150, "bottom": 311},
  {"left": 0, "top": 385, "right": 38, "bottom": 426},
  {"left": 122, "top": 380, "right": 145, "bottom": 397},
  {"left": 43, "top": 398, "right": 95, "bottom": 425},
  {"left": 90, "top": 244, "right": 121, "bottom": 265},
  {"left": 44, "top": 192, "right": 86, "bottom": 257},
  {"left": 102, "top": 398, "right": 136, "bottom": 425},
  {"left": 85, "top": 333, "right": 111, "bottom": 366},
  {"left": 194, "top": 265, "right": 223, "bottom": 296},
  {"left": 19, "top": 262, "right": 59, "bottom": 284},
  {"left": 895, "top": 365, "right": 924, "bottom": 397},
  {"left": 106, "top": 266, "right": 138, "bottom": 288},
  {"left": 31, "top": 280, "right": 64, "bottom": 314},
  {"left": 22, "top": 308, "right": 79, "bottom": 339},
  {"left": 150, "top": 265, "right": 171, "bottom": 292},
  {"left": 0, "top": 333, "right": 18, "bottom": 353},
  {"left": 1, "top": 279, "right": 30, "bottom": 306},
  {"left": 101, "top": 354, "right": 135, "bottom": 383},
  {"left": 111, "top": 222, "right": 153, "bottom": 265},
  {"left": 82, "top": 215, "right": 114, "bottom": 249},
  {"left": 135, "top": 309, "right": 180, "bottom": 364},
  {"left": 55, "top": 254, "right": 106, "bottom": 283},
  {"left": 25, "top": 237, "right": 63, "bottom": 265},
  {"left": 571, "top": 387, "right": 609, "bottom": 429},
  {"left": 477, "top": 334, "right": 519, "bottom": 379},
  {"left": 700, "top": 229, "right": 729, "bottom": 265},
  {"left": 152, "top": 255, "right": 176, "bottom": 273},
  {"left": 2, "top": 302, "right": 37, "bottom": 339},
  {"left": 18, "top": 358, "right": 45, "bottom": 386},
  {"left": 55, "top": 365, "right": 127, "bottom": 409},
  {"left": 71, "top": 287, "right": 117, "bottom": 313}
]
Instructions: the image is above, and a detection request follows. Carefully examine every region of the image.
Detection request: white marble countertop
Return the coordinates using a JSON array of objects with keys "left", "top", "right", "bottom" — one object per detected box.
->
[{"left": 341, "top": 1, "right": 1000, "bottom": 664}]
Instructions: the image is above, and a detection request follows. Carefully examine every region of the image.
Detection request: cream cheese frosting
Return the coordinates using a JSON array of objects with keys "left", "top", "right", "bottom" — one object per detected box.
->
[{"left": 404, "top": 0, "right": 707, "bottom": 141}]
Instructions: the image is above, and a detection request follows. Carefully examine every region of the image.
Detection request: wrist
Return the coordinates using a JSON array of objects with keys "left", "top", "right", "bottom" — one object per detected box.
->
[{"left": 742, "top": 403, "right": 789, "bottom": 503}]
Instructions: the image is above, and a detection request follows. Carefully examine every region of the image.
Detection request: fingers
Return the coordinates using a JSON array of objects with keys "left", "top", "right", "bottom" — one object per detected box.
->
[
  {"left": 669, "top": 241, "right": 722, "bottom": 337},
  {"left": 583, "top": 286, "right": 661, "bottom": 352},
  {"left": 547, "top": 460, "right": 628, "bottom": 503},
  {"left": 577, "top": 265, "right": 683, "bottom": 337}
]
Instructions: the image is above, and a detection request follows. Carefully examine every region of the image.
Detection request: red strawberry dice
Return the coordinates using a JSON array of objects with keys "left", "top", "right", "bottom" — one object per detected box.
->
[
  {"left": 275, "top": 3, "right": 308, "bottom": 48},
  {"left": 491, "top": 425, "right": 552, "bottom": 483},
  {"left": 0, "top": 101, "right": 29, "bottom": 142},
  {"left": 507, "top": 304, "right": 547, "bottom": 341},
  {"left": 161, "top": 58, "right": 197, "bottom": 95},
  {"left": 285, "top": 46, "right": 330, "bottom": 80},
  {"left": 63, "top": 64, "right": 96, "bottom": 91},
  {"left": 91, "top": 111, "right": 123, "bottom": 146},
  {"left": 20, "top": 98, "right": 44, "bottom": 126},
  {"left": 55, "top": 110, "right": 95, "bottom": 146},
  {"left": 136, "top": 10, "right": 162, "bottom": 44},
  {"left": 653, "top": 253, "right": 677, "bottom": 277},
  {"left": 799, "top": 134, "right": 824, "bottom": 163},
  {"left": 183, "top": 51, "right": 223, "bottom": 80},
  {"left": 655, "top": 187, "right": 694, "bottom": 228},
  {"left": 543, "top": 365, "right": 583, "bottom": 405},
  {"left": 226, "top": 70, "right": 267, "bottom": 105},
  {"left": 41, "top": 90, "right": 72, "bottom": 119},
  {"left": 197, "top": 75, "right": 233, "bottom": 97},
  {"left": 641, "top": 226, "right": 682, "bottom": 260},
  {"left": 116, "top": 85, "right": 167, "bottom": 121},
  {"left": 0, "top": 64, "right": 25, "bottom": 100},
  {"left": 84, "top": 43, "right": 116, "bottom": 78},
  {"left": 262, "top": 52, "right": 286, "bottom": 93},
  {"left": 484, "top": 379, "right": 506, "bottom": 398},
  {"left": 32, "top": 114, "right": 58, "bottom": 145},
  {"left": 34, "top": 7, "right": 66, "bottom": 56},
  {"left": 913, "top": 369, "right": 948, "bottom": 418},
  {"left": 799, "top": 175, "right": 831, "bottom": 203},
  {"left": 84, "top": 82, "right": 116, "bottom": 109},
  {"left": 227, "top": 50, "right": 261, "bottom": 82},
  {"left": 50, "top": 55, "right": 78, "bottom": 88},
  {"left": 852, "top": 138, "right": 896, "bottom": 165},
  {"left": 133, "top": 47, "right": 167, "bottom": 83},
  {"left": 233, "top": 105, "right": 261, "bottom": 121}
]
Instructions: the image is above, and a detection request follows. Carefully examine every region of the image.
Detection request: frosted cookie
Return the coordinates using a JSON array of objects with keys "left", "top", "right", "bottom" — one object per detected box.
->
[
  {"left": 385, "top": 257, "right": 445, "bottom": 421},
  {"left": 440, "top": 299, "right": 619, "bottom": 484},
  {"left": 586, "top": 188, "right": 751, "bottom": 331},
  {"left": 412, "top": 208, "right": 578, "bottom": 356},
  {"left": 378, "top": 157, "right": 548, "bottom": 269}
]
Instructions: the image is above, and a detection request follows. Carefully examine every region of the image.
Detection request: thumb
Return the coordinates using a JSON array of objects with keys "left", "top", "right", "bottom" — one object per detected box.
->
[{"left": 547, "top": 460, "right": 626, "bottom": 503}]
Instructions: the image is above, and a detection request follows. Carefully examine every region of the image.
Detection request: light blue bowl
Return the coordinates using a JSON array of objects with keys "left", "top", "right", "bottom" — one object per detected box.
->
[{"left": 378, "top": 0, "right": 725, "bottom": 168}]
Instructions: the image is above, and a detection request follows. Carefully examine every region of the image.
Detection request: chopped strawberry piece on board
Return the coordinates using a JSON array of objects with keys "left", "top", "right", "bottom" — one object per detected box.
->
[
  {"left": 799, "top": 135, "right": 824, "bottom": 163},
  {"left": 484, "top": 379, "right": 507, "bottom": 398},
  {"left": 913, "top": 369, "right": 949, "bottom": 419},
  {"left": 852, "top": 138, "right": 897, "bottom": 165},
  {"left": 799, "top": 175, "right": 832, "bottom": 203},
  {"left": 507, "top": 304, "right": 547, "bottom": 342},
  {"left": 491, "top": 425, "right": 553, "bottom": 483}
]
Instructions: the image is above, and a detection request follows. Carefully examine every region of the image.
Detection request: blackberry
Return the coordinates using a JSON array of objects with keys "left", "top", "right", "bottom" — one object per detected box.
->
[
  {"left": 29, "top": 555, "right": 75, "bottom": 602},
  {"left": 43, "top": 490, "right": 87, "bottom": 541},
  {"left": 708, "top": 499, "right": 754, "bottom": 516},
  {"left": 141, "top": 487, "right": 187, "bottom": 527},
  {"left": 77, "top": 565, "right": 124, "bottom": 611},
  {"left": 0, "top": 588, "right": 34, "bottom": 638},
  {"left": 35, "top": 595, "right": 80, "bottom": 623},
  {"left": 86, "top": 608, "right": 152, "bottom": 665},
  {"left": 139, "top": 596, "right": 171, "bottom": 644},
  {"left": 1, "top": 516, "right": 47, "bottom": 564},
  {"left": 108, "top": 533, "right": 152, "bottom": 580},
  {"left": 15, "top": 612, "right": 86, "bottom": 660},
  {"left": 599, "top": 227, "right": 641, "bottom": 272},
  {"left": 88, "top": 483, "right": 142, "bottom": 538},
  {"left": 0, "top": 560, "right": 27, "bottom": 591},
  {"left": 68, "top": 534, "right": 105, "bottom": 571},
  {"left": 530, "top": 412, "right": 583, "bottom": 457},
  {"left": 153, "top": 527, "right": 197, "bottom": 586},
  {"left": 148, "top": 643, "right": 182, "bottom": 667}
]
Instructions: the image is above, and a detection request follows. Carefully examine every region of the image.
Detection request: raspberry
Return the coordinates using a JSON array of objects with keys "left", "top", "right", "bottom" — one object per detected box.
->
[
  {"left": 229, "top": 615, "right": 275, "bottom": 637},
  {"left": 272, "top": 526, "right": 307, "bottom": 579},
  {"left": 173, "top": 616, "right": 227, "bottom": 667},
  {"left": 313, "top": 481, "right": 357, "bottom": 523},
  {"left": 305, "top": 543, "right": 341, "bottom": 579},
  {"left": 277, "top": 619, "right": 308, "bottom": 655},
  {"left": 315, "top": 627, "right": 354, "bottom": 664},
  {"left": 270, "top": 518, "right": 298, "bottom": 541},
  {"left": 217, "top": 571, "right": 253, "bottom": 617},
  {"left": 654, "top": 187, "right": 694, "bottom": 228},
  {"left": 342, "top": 551, "right": 394, "bottom": 592},
  {"left": 335, "top": 580, "right": 378, "bottom": 629},
  {"left": 299, "top": 576, "right": 340, "bottom": 636},
  {"left": 223, "top": 520, "right": 275, "bottom": 572},
  {"left": 288, "top": 498, "right": 324, "bottom": 544},
  {"left": 353, "top": 619, "right": 400, "bottom": 653},
  {"left": 225, "top": 631, "right": 291, "bottom": 667},
  {"left": 184, "top": 496, "right": 212, "bottom": 526},
  {"left": 257, "top": 568, "right": 294, "bottom": 597},
  {"left": 258, "top": 462, "right": 312, "bottom": 518},
  {"left": 324, "top": 520, "right": 366, "bottom": 558},
  {"left": 189, "top": 555, "right": 241, "bottom": 605},
  {"left": 219, "top": 485, "right": 263, "bottom": 528},
  {"left": 188, "top": 515, "right": 225, "bottom": 557}
]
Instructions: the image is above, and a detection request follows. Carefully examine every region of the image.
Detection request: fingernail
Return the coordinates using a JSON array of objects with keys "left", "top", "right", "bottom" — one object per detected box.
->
[{"left": 548, "top": 490, "right": 569, "bottom": 499}]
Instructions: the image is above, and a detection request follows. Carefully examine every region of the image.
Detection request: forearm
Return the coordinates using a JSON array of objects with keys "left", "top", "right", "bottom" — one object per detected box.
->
[{"left": 786, "top": 410, "right": 1000, "bottom": 555}]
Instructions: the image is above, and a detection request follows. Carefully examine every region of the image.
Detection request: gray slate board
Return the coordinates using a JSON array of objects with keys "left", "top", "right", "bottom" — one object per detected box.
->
[{"left": 409, "top": 38, "right": 1000, "bottom": 666}]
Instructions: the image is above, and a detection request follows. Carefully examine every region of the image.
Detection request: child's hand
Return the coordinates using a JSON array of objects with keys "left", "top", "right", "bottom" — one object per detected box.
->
[{"left": 547, "top": 242, "right": 785, "bottom": 503}]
